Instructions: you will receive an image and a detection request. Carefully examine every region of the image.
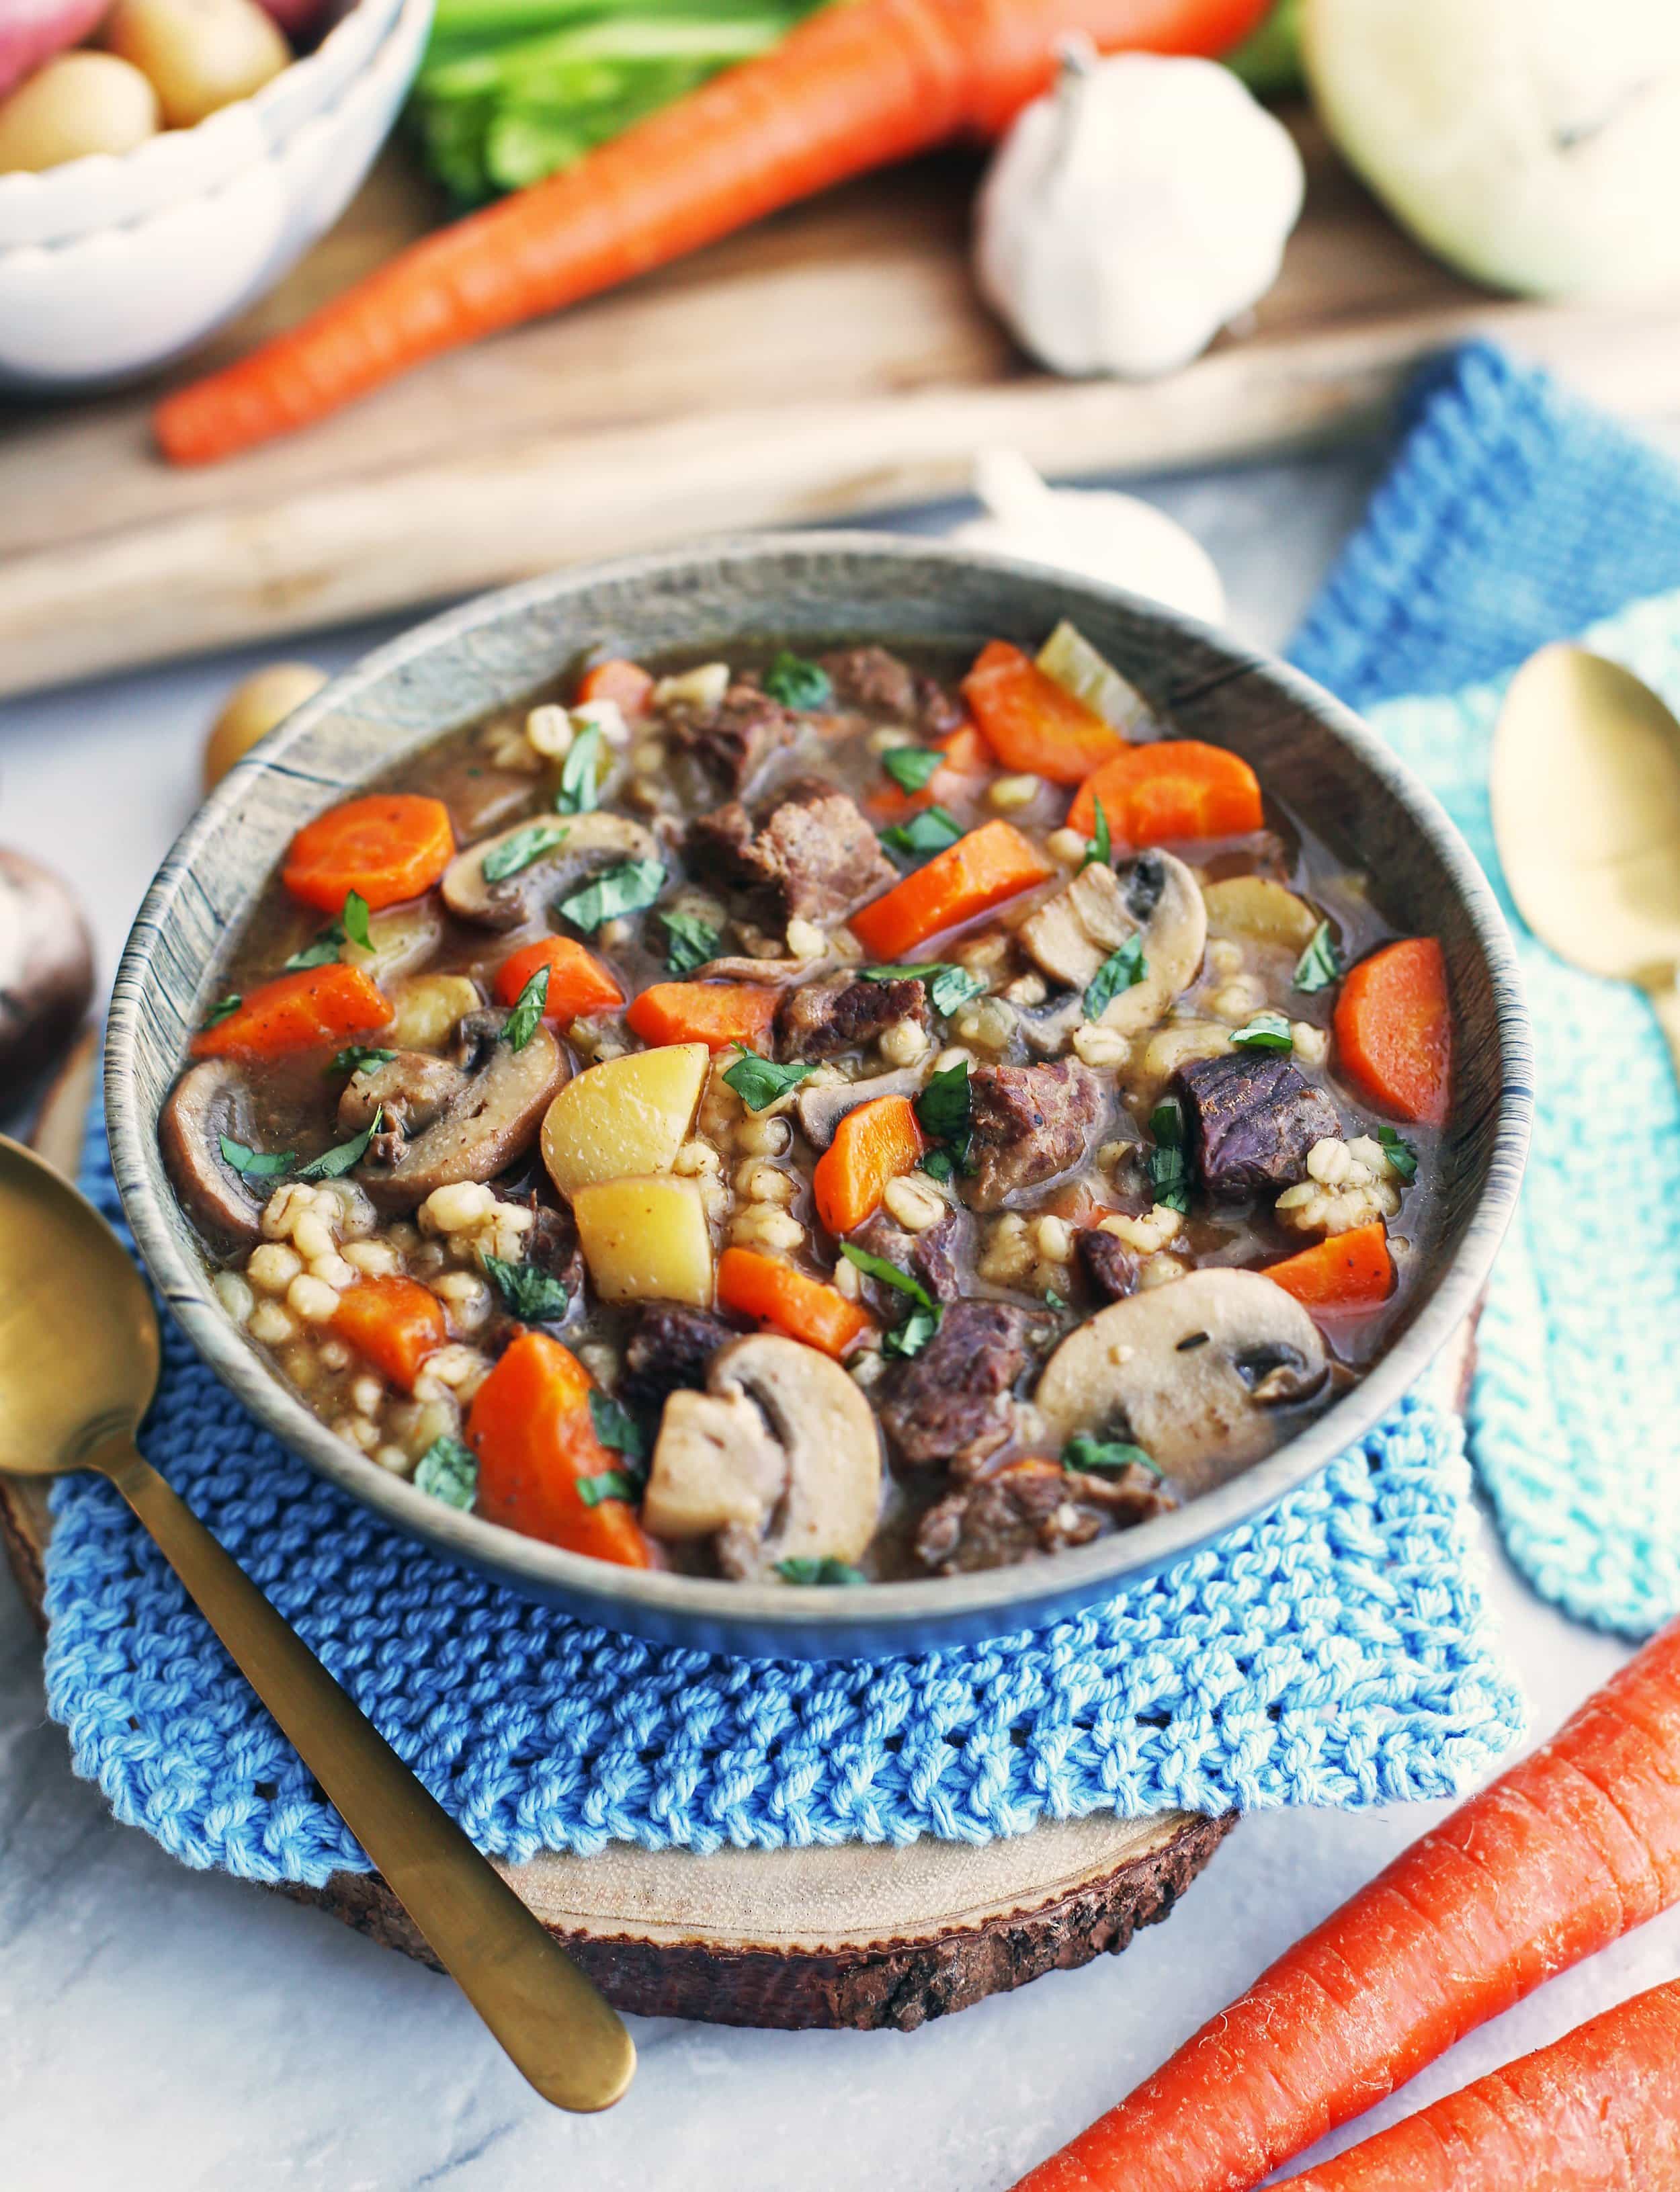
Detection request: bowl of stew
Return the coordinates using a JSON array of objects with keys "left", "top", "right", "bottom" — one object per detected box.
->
[{"left": 108, "top": 536, "right": 1531, "bottom": 1659}]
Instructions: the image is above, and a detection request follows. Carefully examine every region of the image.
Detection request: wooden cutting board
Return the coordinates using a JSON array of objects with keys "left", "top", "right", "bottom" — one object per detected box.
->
[
  {"left": 0, "top": 1031, "right": 1233, "bottom": 2031},
  {"left": 5, "top": 109, "right": 1680, "bottom": 700}
]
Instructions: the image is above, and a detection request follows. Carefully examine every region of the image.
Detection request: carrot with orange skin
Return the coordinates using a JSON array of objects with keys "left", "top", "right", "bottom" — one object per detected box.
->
[
  {"left": 1011, "top": 1617, "right": 1680, "bottom": 2192},
  {"left": 1068, "top": 740, "right": 1263, "bottom": 846},
  {"left": 849, "top": 818, "right": 1052, "bottom": 960},
  {"left": 576, "top": 659, "right": 653, "bottom": 718},
  {"left": 332, "top": 1277, "right": 448, "bottom": 1390},
  {"left": 812, "top": 1093, "right": 926, "bottom": 1234},
  {"left": 1267, "top": 1222, "right": 1393, "bottom": 1312},
  {"left": 624, "top": 981, "right": 778, "bottom": 1052},
  {"left": 1335, "top": 938, "right": 1453, "bottom": 1128},
  {"left": 281, "top": 794, "right": 455, "bottom": 913},
  {"left": 494, "top": 936, "right": 624, "bottom": 1021},
  {"left": 716, "top": 1247, "right": 873, "bottom": 1359},
  {"left": 962, "top": 640, "right": 1128, "bottom": 783},
  {"left": 1282, "top": 1978, "right": 1680, "bottom": 2191},
  {"left": 467, "top": 1331, "right": 655, "bottom": 1566},
  {"left": 153, "top": 0, "right": 1271, "bottom": 464},
  {"left": 191, "top": 963, "right": 392, "bottom": 1060}
]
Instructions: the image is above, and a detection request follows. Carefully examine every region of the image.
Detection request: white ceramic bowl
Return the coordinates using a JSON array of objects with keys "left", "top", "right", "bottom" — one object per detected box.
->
[{"left": 0, "top": 0, "right": 432, "bottom": 390}]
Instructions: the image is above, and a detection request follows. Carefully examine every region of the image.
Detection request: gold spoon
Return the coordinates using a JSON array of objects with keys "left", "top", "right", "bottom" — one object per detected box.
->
[
  {"left": 0, "top": 1133, "right": 634, "bottom": 2114},
  {"left": 1491, "top": 643, "right": 1680, "bottom": 1078}
]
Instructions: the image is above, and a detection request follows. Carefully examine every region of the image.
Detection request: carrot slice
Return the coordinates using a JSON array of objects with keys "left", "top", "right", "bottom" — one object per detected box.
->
[
  {"left": 1334, "top": 938, "right": 1453, "bottom": 1127},
  {"left": 1282, "top": 1976, "right": 1680, "bottom": 2190},
  {"left": 191, "top": 963, "right": 392, "bottom": 1061},
  {"left": 494, "top": 936, "right": 624, "bottom": 1021},
  {"left": 849, "top": 818, "right": 1052, "bottom": 960},
  {"left": 576, "top": 659, "right": 654, "bottom": 719},
  {"left": 962, "top": 640, "right": 1128, "bottom": 783},
  {"left": 624, "top": 982, "right": 778, "bottom": 1052},
  {"left": 1267, "top": 1222, "right": 1394, "bottom": 1312},
  {"left": 1069, "top": 740, "right": 1264, "bottom": 846},
  {"left": 331, "top": 1277, "right": 448, "bottom": 1391},
  {"left": 813, "top": 1094, "right": 927, "bottom": 1235},
  {"left": 1009, "top": 1615, "right": 1680, "bottom": 2192},
  {"left": 716, "top": 1247, "right": 873, "bottom": 1359},
  {"left": 282, "top": 794, "right": 456, "bottom": 915},
  {"left": 466, "top": 1331, "right": 654, "bottom": 1566}
]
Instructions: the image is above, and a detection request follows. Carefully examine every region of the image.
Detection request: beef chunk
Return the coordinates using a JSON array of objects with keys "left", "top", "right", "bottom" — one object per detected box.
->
[
  {"left": 851, "top": 1207, "right": 964, "bottom": 1304},
  {"left": 776, "top": 974, "right": 927, "bottom": 1061},
  {"left": 966, "top": 1060, "right": 1104, "bottom": 1212},
  {"left": 1077, "top": 1226, "right": 1137, "bottom": 1304},
  {"left": 819, "top": 645, "right": 965, "bottom": 739},
  {"left": 524, "top": 1202, "right": 585, "bottom": 1305},
  {"left": 687, "top": 777, "right": 894, "bottom": 927},
  {"left": 1175, "top": 1050, "right": 1341, "bottom": 1199},
  {"left": 915, "top": 1458, "right": 1174, "bottom": 1573},
  {"left": 664, "top": 681, "right": 800, "bottom": 794},
  {"left": 622, "top": 1304, "right": 736, "bottom": 1413},
  {"left": 880, "top": 1300, "right": 1046, "bottom": 1470}
]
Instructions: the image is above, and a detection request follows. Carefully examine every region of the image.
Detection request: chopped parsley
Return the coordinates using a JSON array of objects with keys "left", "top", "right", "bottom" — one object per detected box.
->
[
  {"left": 1081, "top": 797, "right": 1112, "bottom": 870},
  {"left": 1147, "top": 1096, "right": 1191, "bottom": 1215},
  {"left": 482, "top": 1253, "right": 569, "bottom": 1324},
  {"left": 201, "top": 993, "right": 241, "bottom": 1029},
  {"left": 1293, "top": 921, "right": 1342, "bottom": 994},
  {"left": 327, "top": 1044, "right": 396, "bottom": 1078},
  {"left": 577, "top": 1469, "right": 642, "bottom": 1509},
  {"left": 558, "top": 857, "right": 665, "bottom": 933},
  {"left": 775, "top": 1557, "right": 867, "bottom": 1587},
  {"left": 415, "top": 1436, "right": 478, "bottom": 1510},
  {"left": 296, "top": 1106, "right": 383, "bottom": 1181},
  {"left": 1083, "top": 934, "right": 1147, "bottom": 1021},
  {"left": 881, "top": 743, "right": 944, "bottom": 794},
  {"left": 1229, "top": 1010, "right": 1294, "bottom": 1052},
  {"left": 1062, "top": 1435, "right": 1162, "bottom": 1478},
  {"left": 837, "top": 1242, "right": 941, "bottom": 1359},
  {"left": 857, "top": 963, "right": 984, "bottom": 1017},
  {"left": 880, "top": 804, "right": 963, "bottom": 857},
  {"left": 482, "top": 819, "right": 569, "bottom": 883},
  {"left": 588, "top": 1390, "right": 648, "bottom": 1464},
  {"left": 501, "top": 965, "right": 550, "bottom": 1051},
  {"left": 1377, "top": 1124, "right": 1419, "bottom": 1183},
  {"left": 919, "top": 1146, "right": 956, "bottom": 1183},
  {"left": 218, "top": 1135, "right": 293, "bottom": 1178},
  {"left": 914, "top": 1058, "right": 972, "bottom": 1173},
  {"left": 555, "top": 724, "right": 602, "bottom": 816},
  {"left": 763, "top": 650, "right": 833, "bottom": 710},
  {"left": 659, "top": 909, "right": 722, "bottom": 975},
  {"left": 341, "top": 888, "right": 372, "bottom": 952},
  {"left": 722, "top": 1046, "right": 815, "bottom": 1111},
  {"left": 282, "top": 922, "right": 345, "bottom": 972}
]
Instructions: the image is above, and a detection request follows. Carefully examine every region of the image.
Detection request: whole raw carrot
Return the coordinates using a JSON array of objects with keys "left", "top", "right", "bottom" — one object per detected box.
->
[
  {"left": 1282, "top": 1977, "right": 1680, "bottom": 2190},
  {"left": 154, "top": 0, "right": 1270, "bottom": 463},
  {"left": 1013, "top": 1619, "right": 1680, "bottom": 2192}
]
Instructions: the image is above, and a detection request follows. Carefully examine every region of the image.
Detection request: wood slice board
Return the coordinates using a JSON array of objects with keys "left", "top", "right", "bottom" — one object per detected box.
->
[
  {"left": 6, "top": 110, "right": 1680, "bottom": 699},
  {"left": 0, "top": 1031, "right": 1233, "bottom": 2031}
]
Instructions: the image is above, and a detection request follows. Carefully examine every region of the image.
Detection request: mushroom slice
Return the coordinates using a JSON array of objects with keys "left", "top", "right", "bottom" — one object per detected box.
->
[
  {"left": 1034, "top": 1268, "right": 1329, "bottom": 1493},
  {"left": 355, "top": 1019, "right": 565, "bottom": 1211},
  {"left": 159, "top": 1058, "right": 269, "bottom": 1249},
  {"left": 642, "top": 1333, "right": 882, "bottom": 1576},
  {"left": 336, "top": 1050, "right": 466, "bottom": 1138},
  {"left": 796, "top": 1066, "right": 926, "bottom": 1150},
  {"left": 1019, "top": 849, "right": 1207, "bottom": 1035},
  {"left": 441, "top": 812, "right": 659, "bottom": 931}
]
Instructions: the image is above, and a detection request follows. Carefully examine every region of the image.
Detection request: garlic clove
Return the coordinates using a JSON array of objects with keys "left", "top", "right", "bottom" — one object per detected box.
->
[{"left": 949, "top": 449, "right": 1226, "bottom": 626}]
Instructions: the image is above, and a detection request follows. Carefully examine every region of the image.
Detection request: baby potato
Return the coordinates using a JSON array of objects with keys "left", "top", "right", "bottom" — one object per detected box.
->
[
  {"left": 202, "top": 661, "right": 327, "bottom": 790},
  {"left": 0, "top": 52, "right": 160, "bottom": 172},
  {"left": 389, "top": 972, "right": 480, "bottom": 1049},
  {"left": 573, "top": 1176, "right": 714, "bottom": 1307},
  {"left": 105, "top": 0, "right": 290, "bottom": 128},
  {"left": 542, "top": 1044, "right": 709, "bottom": 1197}
]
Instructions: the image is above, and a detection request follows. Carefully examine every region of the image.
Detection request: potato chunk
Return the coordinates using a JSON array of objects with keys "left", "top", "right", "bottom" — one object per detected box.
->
[
  {"left": 542, "top": 1043, "right": 708, "bottom": 1195},
  {"left": 573, "top": 1175, "right": 714, "bottom": 1306}
]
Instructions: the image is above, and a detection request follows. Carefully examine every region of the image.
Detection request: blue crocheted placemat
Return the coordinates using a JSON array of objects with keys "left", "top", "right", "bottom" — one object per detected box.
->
[{"left": 1290, "top": 341, "right": 1680, "bottom": 1638}]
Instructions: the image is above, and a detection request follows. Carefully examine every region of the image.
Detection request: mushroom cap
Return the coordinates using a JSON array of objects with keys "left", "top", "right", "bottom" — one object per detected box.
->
[
  {"left": 441, "top": 812, "right": 659, "bottom": 931},
  {"left": 0, "top": 847, "right": 94, "bottom": 1098},
  {"left": 159, "top": 1058, "right": 268, "bottom": 1249},
  {"left": 642, "top": 1333, "right": 883, "bottom": 1574},
  {"left": 1097, "top": 851, "right": 1208, "bottom": 1034},
  {"left": 1033, "top": 1267, "right": 1329, "bottom": 1492},
  {"left": 355, "top": 1020, "right": 565, "bottom": 1211}
]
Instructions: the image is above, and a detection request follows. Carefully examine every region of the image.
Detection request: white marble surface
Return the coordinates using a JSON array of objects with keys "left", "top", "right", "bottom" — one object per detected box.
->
[{"left": 3, "top": 450, "right": 1677, "bottom": 2192}]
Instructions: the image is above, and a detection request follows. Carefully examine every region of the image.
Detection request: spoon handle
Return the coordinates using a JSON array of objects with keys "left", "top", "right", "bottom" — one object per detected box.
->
[{"left": 96, "top": 1437, "right": 635, "bottom": 2113}]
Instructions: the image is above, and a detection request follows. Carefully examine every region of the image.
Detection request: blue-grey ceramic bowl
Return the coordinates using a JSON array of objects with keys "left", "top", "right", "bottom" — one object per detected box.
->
[{"left": 107, "top": 536, "right": 1532, "bottom": 1660}]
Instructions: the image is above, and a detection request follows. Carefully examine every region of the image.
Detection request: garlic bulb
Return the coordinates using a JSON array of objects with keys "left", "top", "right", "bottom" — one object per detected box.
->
[
  {"left": 950, "top": 450, "right": 1226, "bottom": 626},
  {"left": 1304, "top": 0, "right": 1680, "bottom": 298},
  {"left": 974, "top": 46, "right": 1305, "bottom": 380}
]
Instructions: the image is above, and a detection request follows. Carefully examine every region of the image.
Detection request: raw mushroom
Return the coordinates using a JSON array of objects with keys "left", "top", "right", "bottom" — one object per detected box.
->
[
  {"left": 1034, "top": 1267, "right": 1329, "bottom": 1494},
  {"left": 442, "top": 811, "right": 659, "bottom": 931},
  {"left": 355, "top": 1015, "right": 564, "bottom": 1211},
  {"left": 642, "top": 1333, "right": 882, "bottom": 1577},
  {"left": 158, "top": 1058, "right": 269, "bottom": 1248},
  {"left": 796, "top": 1065, "right": 927, "bottom": 1150},
  {"left": 1020, "top": 849, "right": 1206, "bottom": 1034},
  {"left": 0, "top": 848, "right": 94, "bottom": 1099}
]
